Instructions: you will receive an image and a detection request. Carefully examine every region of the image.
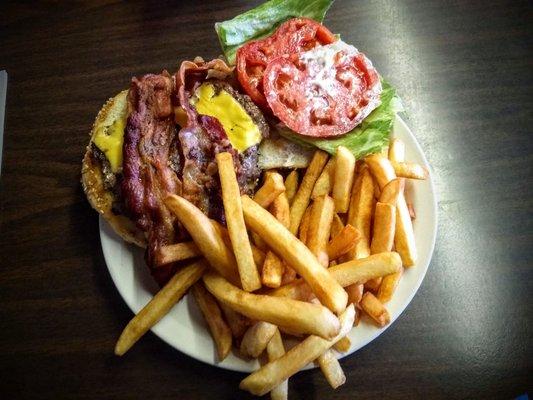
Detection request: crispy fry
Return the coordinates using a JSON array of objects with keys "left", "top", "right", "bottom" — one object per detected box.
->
[
  {"left": 270, "top": 192, "right": 291, "bottom": 228},
  {"left": 364, "top": 278, "right": 381, "bottom": 292},
  {"left": 268, "top": 253, "right": 402, "bottom": 300},
  {"left": 252, "top": 246, "right": 266, "bottom": 268},
  {"left": 165, "top": 195, "right": 239, "bottom": 284},
  {"left": 240, "top": 321, "right": 277, "bottom": 358},
  {"left": 330, "top": 213, "right": 344, "bottom": 239},
  {"left": 220, "top": 302, "right": 251, "bottom": 339},
  {"left": 327, "top": 224, "right": 361, "bottom": 260},
  {"left": 216, "top": 152, "right": 260, "bottom": 292},
  {"left": 203, "top": 271, "right": 340, "bottom": 339},
  {"left": 262, "top": 251, "right": 284, "bottom": 288},
  {"left": 345, "top": 283, "right": 363, "bottom": 305},
  {"left": 254, "top": 171, "right": 286, "bottom": 208},
  {"left": 365, "top": 154, "right": 396, "bottom": 190},
  {"left": 192, "top": 281, "right": 232, "bottom": 360},
  {"left": 298, "top": 204, "right": 312, "bottom": 244},
  {"left": 333, "top": 336, "right": 351, "bottom": 353},
  {"left": 332, "top": 146, "right": 356, "bottom": 213},
  {"left": 317, "top": 349, "right": 346, "bottom": 389},
  {"left": 371, "top": 202, "right": 396, "bottom": 254},
  {"left": 346, "top": 168, "right": 374, "bottom": 259},
  {"left": 307, "top": 195, "right": 335, "bottom": 267},
  {"left": 266, "top": 329, "right": 288, "bottom": 400},
  {"left": 284, "top": 170, "right": 299, "bottom": 205},
  {"left": 239, "top": 305, "right": 355, "bottom": 396},
  {"left": 388, "top": 138, "right": 405, "bottom": 161},
  {"left": 377, "top": 267, "right": 404, "bottom": 303},
  {"left": 391, "top": 161, "right": 428, "bottom": 180},
  {"left": 379, "top": 178, "right": 404, "bottom": 206},
  {"left": 311, "top": 158, "right": 335, "bottom": 199},
  {"left": 155, "top": 241, "right": 201, "bottom": 267},
  {"left": 242, "top": 195, "right": 348, "bottom": 314},
  {"left": 289, "top": 150, "right": 329, "bottom": 234},
  {"left": 361, "top": 292, "right": 390, "bottom": 327},
  {"left": 115, "top": 260, "right": 207, "bottom": 356}
]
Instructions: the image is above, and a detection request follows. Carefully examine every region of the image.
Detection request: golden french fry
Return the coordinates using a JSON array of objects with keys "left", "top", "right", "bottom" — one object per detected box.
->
[
  {"left": 254, "top": 171, "right": 286, "bottom": 208},
  {"left": 371, "top": 202, "right": 396, "bottom": 254},
  {"left": 333, "top": 336, "right": 351, "bottom": 353},
  {"left": 239, "top": 305, "right": 355, "bottom": 396},
  {"left": 298, "top": 204, "right": 312, "bottom": 244},
  {"left": 332, "top": 146, "right": 356, "bottom": 213},
  {"left": 345, "top": 283, "right": 363, "bottom": 305},
  {"left": 268, "top": 253, "right": 402, "bottom": 300},
  {"left": 216, "top": 152, "right": 260, "bottom": 292},
  {"left": 364, "top": 278, "right": 382, "bottom": 292},
  {"left": 377, "top": 267, "right": 404, "bottom": 303},
  {"left": 388, "top": 138, "right": 405, "bottom": 161},
  {"left": 391, "top": 161, "right": 428, "bottom": 180},
  {"left": 165, "top": 195, "right": 239, "bottom": 285},
  {"left": 266, "top": 329, "right": 288, "bottom": 400},
  {"left": 361, "top": 292, "right": 390, "bottom": 327},
  {"left": 379, "top": 178, "right": 404, "bottom": 206},
  {"left": 307, "top": 195, "right": 335, "bottom": 267},
  {"left": 365, "top": 154, "right": 396, "bottom": 189},
  {"left": 115, "top": 260, "right": 206, "bottom": 356},
  {"left": 262, "top": 251, "right": 284, "bottom": 288},
  {"left": 289, "top": 150, "right": 329, "bottom": 234},
  {"left": 317, "top": 349, "right": 346, "bottom": 389},
  {"left": 284, "top": 170, "right": 299, "bottom": 205},
  {"left": 240, "top": 321, "right": 277, "bottom": 358},
  {"left": 281, "top": 266, "right": 297, "bottom": 286},
  {"left": 327, "top": 224, "right": 361, "bottom": 260},
  {"left": 270, "top": 192, "right": 291, "bottom": 228},
  {"left": 242, "top": 195, "right": 348, "bottom": 315},
  {"left": 330, "top": 213, "right": 344, "bottom": 239},
  {"left": 192, "top": 281, "right": 232, "bottom": 360},
  {"left": 311, "top": 158, "right": 336, "bottom": 199},
  {"left": 252, "top": 246, "right": 266, "bottom": 268},
  {"left": 346, "top": 168, "right": 374, "bottom": 259},
  {"left": 220, "top": 303, "right": 250, "bottom": 339},
  {"left": 203, "top": 272, "right": 340, "bottom": 339},
  {"left": 155, "top": 241, "right": 201, "bottom": 267}
]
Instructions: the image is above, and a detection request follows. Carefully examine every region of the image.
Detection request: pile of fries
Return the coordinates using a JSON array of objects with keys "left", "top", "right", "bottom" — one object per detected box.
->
[{"left": 114, "top": 138, "right": 428, "bottom": 398}]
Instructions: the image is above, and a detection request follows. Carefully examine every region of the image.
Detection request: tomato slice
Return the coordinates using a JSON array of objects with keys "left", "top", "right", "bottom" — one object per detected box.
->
[
  {"left": 263, "top": 41, "right": 382, "bottom": 138},
  {"left": 236, "top": 18, "right": 336, "bottom": 110}
]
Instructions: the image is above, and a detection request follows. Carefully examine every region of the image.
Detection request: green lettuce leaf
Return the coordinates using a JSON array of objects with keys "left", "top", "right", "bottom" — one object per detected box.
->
[
  {"left": 277, "top": 79, "right": 404, "bottom": 159},
  {"left": 215, "top": 0, "right": 334, "bottom": 64}
]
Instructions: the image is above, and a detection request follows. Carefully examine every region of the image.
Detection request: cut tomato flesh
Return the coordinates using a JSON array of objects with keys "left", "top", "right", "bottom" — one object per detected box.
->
[
  {"left": 263, "top": 41, "right": 382, "bottom": 138},
  {"left": 236, "top": 17, "right": 336, "bottom": 110}
]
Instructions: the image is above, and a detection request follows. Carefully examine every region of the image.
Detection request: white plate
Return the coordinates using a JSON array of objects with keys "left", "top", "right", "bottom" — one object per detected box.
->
[{"left": 100, "top": 115, "right": 437, "bottom": 373}]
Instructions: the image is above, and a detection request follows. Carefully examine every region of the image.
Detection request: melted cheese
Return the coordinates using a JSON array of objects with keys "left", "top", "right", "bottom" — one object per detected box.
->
[
  {"left": 191, "top": 83, "right": 262, "bottom": 152},
  {"left": 92, "top": 115, "right": 126, "bottom": 173}
]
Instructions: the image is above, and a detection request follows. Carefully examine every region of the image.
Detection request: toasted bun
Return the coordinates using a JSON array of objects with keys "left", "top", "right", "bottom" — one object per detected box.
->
[
  {"left": 258, "top": 135, "right": 314, "bottom": 170},
  {"left": 81, "top": 91, "right": 147, "bottom": 248}
]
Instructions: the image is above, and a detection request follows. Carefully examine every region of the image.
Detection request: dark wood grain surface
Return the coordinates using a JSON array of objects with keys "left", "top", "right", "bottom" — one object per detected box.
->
[{"left": 1, "top": 1, "right": 532, "bottom": 399}]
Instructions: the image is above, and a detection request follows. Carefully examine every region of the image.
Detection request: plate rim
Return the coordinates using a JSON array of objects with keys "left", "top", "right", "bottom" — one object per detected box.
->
[{"left": 99, "top": 114, "right": 438, "bottom": 373}]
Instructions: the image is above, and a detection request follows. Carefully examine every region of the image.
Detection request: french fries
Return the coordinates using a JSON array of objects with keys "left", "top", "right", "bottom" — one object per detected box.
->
[
  {"left": 370, "top": 202, "right": 396, "bottom": 254},
  {"left": 241, "top": 195, "right": 348, "bottom": 315},
  {"left": 332, "top": 146, "right": 356, "bottom": 213},
  {"left": 345, "top": 282, "right": 363, "bottom": 305},
  {"left": 203, "top": 271, "right": 340, "bottom": 339},
  {"left": 364, "top": 154, "right": 396, "bottom": 189},
  {"left": 333, "top": 336, "right": 351, "bottom": 353},
  {"left": 192, "top": 281, "right": 232, "bottom": 360},
  {"left": 361, "top": 292, "right": 390, "bottom": 327},
  {"left": 240, "top": 321, "right": 277, "bottom": 358},
  {"left": 289, "top": 150, "right": 329, "bottom": 235},
  {"left": 327, "top": 224, "right": 360, "bottom": 260},
  {"left": 330, "top": 213, "right": 344, "bottom": 239},
  {"left": 379, "top": 178, "right": 403, "bottom": 206},
  {"left": 155, "top": 241, "right": 201, "bottom": 267},
  {"left": 388, "top": 138, "right": 405, "bottom": 161},
  {"left": 266, "top": 329, "right": 288, "bottom": 400},
  {"left": 216, "top": 152, "right": 261, "bottom": 292},
  {"left": 115, "top": 260, "right": 207, "bottom": 356},
  {"left": 284, "top": 170, "right": 299, "bottom": 205},
  {"left": 306, "top": 195, "right": 335, "bottom": 267},
  {"left": 346, "top": 167, "right": 374, "bottom": 259},
  {"left": 311, "top": 158, "right": 335, "bottom": 199},
  {"left": 220, "top": 303, "right": 250, "bottom": 339},
  {"left": 239, "top": 305, "right": 355, "bottom": 396},
  {"left": 165, "top": 195, "right": 240, "bottom": 285},
  {"left": 254, "top": 171, "right": 286, "bottom": 208},
  {"left": 378, "top": 267, "right": 403, "bottom": 303},
  {"left": 268, "top": 252, "right": 402, "bottom": 300},
  {"left": 298, "top": 205, "right": 312, "bottom": 244},
  {"left": 391, "top": 161, "right": 428, "bottom": 180},
  {"left": 317, "top": 349, "right": 346, "bottom": 389}
]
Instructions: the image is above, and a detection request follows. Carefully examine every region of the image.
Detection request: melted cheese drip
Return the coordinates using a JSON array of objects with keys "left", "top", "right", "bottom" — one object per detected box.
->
[
  {"left": 92, "top": 116, "right": 126, "bottom": 173},
  {"left": 192, "top": 83, "right": 262, "bottom": 152}
]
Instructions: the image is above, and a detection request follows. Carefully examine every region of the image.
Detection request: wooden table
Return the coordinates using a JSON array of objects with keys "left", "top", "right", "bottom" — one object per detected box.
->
[{"left": 1, "top": 1, "right": 531, "bottom": 399}]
